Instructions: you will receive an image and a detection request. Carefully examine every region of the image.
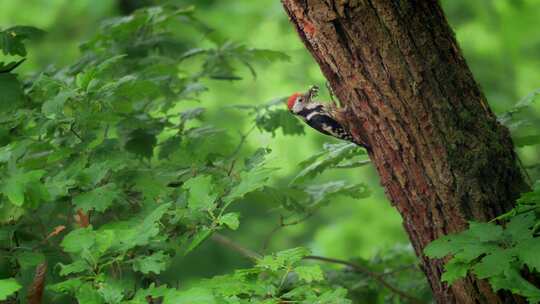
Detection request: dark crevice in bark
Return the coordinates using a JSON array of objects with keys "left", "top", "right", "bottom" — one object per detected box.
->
[{"left": 331, "top": 20, "right": 354, "bottom": 60}]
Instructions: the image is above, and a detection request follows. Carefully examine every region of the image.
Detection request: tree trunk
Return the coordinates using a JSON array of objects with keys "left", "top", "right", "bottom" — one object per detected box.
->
[{"left": 281, "top": 0, "right": 529, "bottom": 303}]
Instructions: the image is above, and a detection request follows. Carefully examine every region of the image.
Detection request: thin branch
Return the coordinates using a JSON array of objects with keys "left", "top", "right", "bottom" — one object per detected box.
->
[
  {"left": 227, "top": 159, "right": 237, "bottom": 176},
  {"left": 262, "top": 213, "right": 313, "bottom": 251},
  {"left": 211, "top": 233, "right": 262, "bottom": 260},
  {"left": 516, "top": 154, "right": 533, "bottom": 186},
  {"left": 228, "top": 124, "right": 257, "bottom": 159},
  {"left": 70, "top": 123, "right": 83, "bottom": 142},
  {"left": 27, "top": 262, "right": 47, "bottom": 304},
  {"left": 304, "top": 255, "right": 424, "bottom": 304},
  {"left": 379, "top": 264, "right": 419, "bottom": 277}
]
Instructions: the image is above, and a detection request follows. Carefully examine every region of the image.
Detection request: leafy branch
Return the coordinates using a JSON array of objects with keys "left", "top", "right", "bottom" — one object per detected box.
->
[{"left": 212, "top": 232, "right": 424, "bottom": 303}]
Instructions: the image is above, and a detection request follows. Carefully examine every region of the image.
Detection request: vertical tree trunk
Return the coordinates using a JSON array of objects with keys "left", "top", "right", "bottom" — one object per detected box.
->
[{"left": 281, "top": 0, "right": 529, "bottom": 303}]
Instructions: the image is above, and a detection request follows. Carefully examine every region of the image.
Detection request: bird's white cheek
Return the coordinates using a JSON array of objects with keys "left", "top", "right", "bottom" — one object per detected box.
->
[{"left": 292, "top": 103, "right": 303, "bottom": 113}]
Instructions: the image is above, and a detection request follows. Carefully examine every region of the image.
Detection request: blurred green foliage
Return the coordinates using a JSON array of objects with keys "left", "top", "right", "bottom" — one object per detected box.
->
[{"left": 0, "top": 0, "right": 539, "bottom": 303}]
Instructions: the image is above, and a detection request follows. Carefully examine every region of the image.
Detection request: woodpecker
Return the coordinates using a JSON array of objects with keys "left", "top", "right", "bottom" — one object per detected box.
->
[{"left": 287, "top": 85, "right": 368, "bottom": 149}]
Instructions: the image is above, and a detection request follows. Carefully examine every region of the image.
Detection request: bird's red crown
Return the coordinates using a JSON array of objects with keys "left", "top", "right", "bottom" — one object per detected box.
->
[{"left": 287, "top": 92, "right": 301, "bottom": 110}]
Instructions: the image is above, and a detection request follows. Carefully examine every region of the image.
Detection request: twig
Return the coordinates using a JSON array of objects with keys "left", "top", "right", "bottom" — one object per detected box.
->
[
  {"left": 262, "top": 213, "right": 313, "bottom": 251},
  {"left": 227, "top": 159, "right": 237, "bottom": 176},
  {"left": 516, "top": 154, "right": 533, "bottom": 186},
  {"left": 70, "top": 123, "right": 83, "bottom": 142},
  {"left": 27, "top": 262, "right": 47, "bottom": 304},
  {"left": 303, "top": 255, "right": 424, "bottom": 304},
  {"left": 380, "top": 264, "right": 419, "bottom": 277},
  {"left": 228, "top": 124, "right": 257, "bottom": 159},
  {"left": 211, "top": 233, "right": 262, "bottom": 260}
]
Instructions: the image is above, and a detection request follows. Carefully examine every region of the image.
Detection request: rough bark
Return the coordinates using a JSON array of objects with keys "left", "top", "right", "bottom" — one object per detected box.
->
[{"left": 281, "top": 0, "right": 529, "bottom": 303}]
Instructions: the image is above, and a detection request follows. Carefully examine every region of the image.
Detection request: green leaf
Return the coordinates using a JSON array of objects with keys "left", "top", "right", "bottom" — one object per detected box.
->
[
  {"left": 158, "top": 135, "right": 182, "bottom": 159},
  {"left": 517, "top": 238, "right": 540, "bottom": 272},
  {"left": 517, "top": 182, "right": 540, "bottom": 206},
  {"left": 130, "top": 283, "right": 171, "bottom": 303},
  {"left": 0, "top": 59, "right": 25, "bottom": 73},
  {"left": 317, "top": 288, "right": 352, "bottom": 304},
  {"left": 223, "top": 167, "right": 276, "bottom": 204},
  {"left": 42, "top": 90, "right": 75, "bottom": 118},
  {"left": 98, "top": 283, "right": 124, "bottom": 304},
  {"left": 257, "top": 247, "right": 311, "bottom": 271},
  {"left": 425, "top": 221, "right": 504, "bottom": 263},
  {"left": 453, "top": 243, "right": 500, "bottom": 263},
  {"left": 184, "top": 227, "right": 212, "bottom": 255},
  {"left": 0, "top": 278, "right": 21, "bottom": 301},
  {"left": 47, "top": 278, "right": 83, "bottom": 294},
  {"left": 504, "top": 213, "right": 535, "bottom": 242},
  {"left": 6, "top": 26, "right": 45, "bottom": 41},
  {"left": 95, "top": 229, "right": 115, "bottom": 255},
  {"left": 184, "top": 175, "right": 218, "bottom": 211},
  {"left": 1, "top": 169, "right": 47, "bottom": 206},
  {"left": 59, "top": 260, "right": 90, "bottom": 276},
  {"left": 219, "top": 213, "right": 240, "bottom": 230},
  {"left": 132, "top": 171, "right": 171, "bottom": 200},
  {"left": 0, "top": 26, "right": 44, "bottom": 57},
  {"left": 0, "top": 145, "right": 12, "bottom": 163},
  {"left": 47, "top": 278, "right": 83, "bottom": 295},
  {"left": 467, "top": 222, "right": 504, "bottom": 242},
  {"left": 304, "top": 181, "right": 371, "bottom": 206},
  {"left": 61, "top": 227, "right": 96, "bottom": 254},
  {"left": 107, "top": 202, "right": 171, "bottom": 251},
  {"left": 94, "top": 54, "right": 127, "bottom": 75},
  {"left": 76, "top": 282, "right": 104, "bottom": 304},
  {"left": 256, "top": 109, "right": 304, "bottom": 136},
  {"left": 114, "top": 78, "right": 161, "bottom": 101},
  {"left": 294, "top": 265, "right": 324, "bottom": 283},
  {"left": 248, "top": 49, "right": 290, "bottom": 62},
  {"left": 0, "top": 74, "right": 24, "bottom": 113},
  {"left": 125, "top": 129, "right": 157, "bottom": 158},
  {"left": 181, "top": 126, "right": 233, "bottom": 164},
  {"left": 15, "top": 251, "right": 45, "bottom": 269},
  {"left": 75, "top": 65, "right": 95, "bottom": 91},
  {"left": 180, "top": 107, "right": 205, "bottom": 122},
  {"left": 244, "top": 148, "right": 271, "bottom": 171},
  {"left": 441, "top": 259, "right": 469, "bottom": 284},
  {"left": 0, "top": 202, "right": 25, "bottom": 224},
  {"left": 472, "top": 249, "right": 514, "bottom": 279},
  {"left": 424, "top": 236, "right": 458, "bottom": 258},
  {"left": 292, "top": 142, "right": 366, "bottom": 183},
  {"left": 132, "top": 251, "right": 170, "bottom": 275},
  {"left": 0, "top": 31, "right": 24, "bottom": 56},
  {"left": 1, "top": 173, "right": 25, "bottom": 206},
  {"left": 198, "top": 273, "right": 258, "bottom": 298},
  {"left": 276, "top": 247, "right": 311, "bottom": 265},
  {"left": 498, "top": 89, "right": 540, "bottom": 147},
  {"left": 73, "top": 183, "right": 120, "bottom": 213},
  {"left": 78, "top": 161, "right": 112, "bottom": 187},
  {"left": 490, "top": 268, "right": 540, "bottom": 303},
  {"left": 164, "top": 287, "right": 216, "bottom": 304}
]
